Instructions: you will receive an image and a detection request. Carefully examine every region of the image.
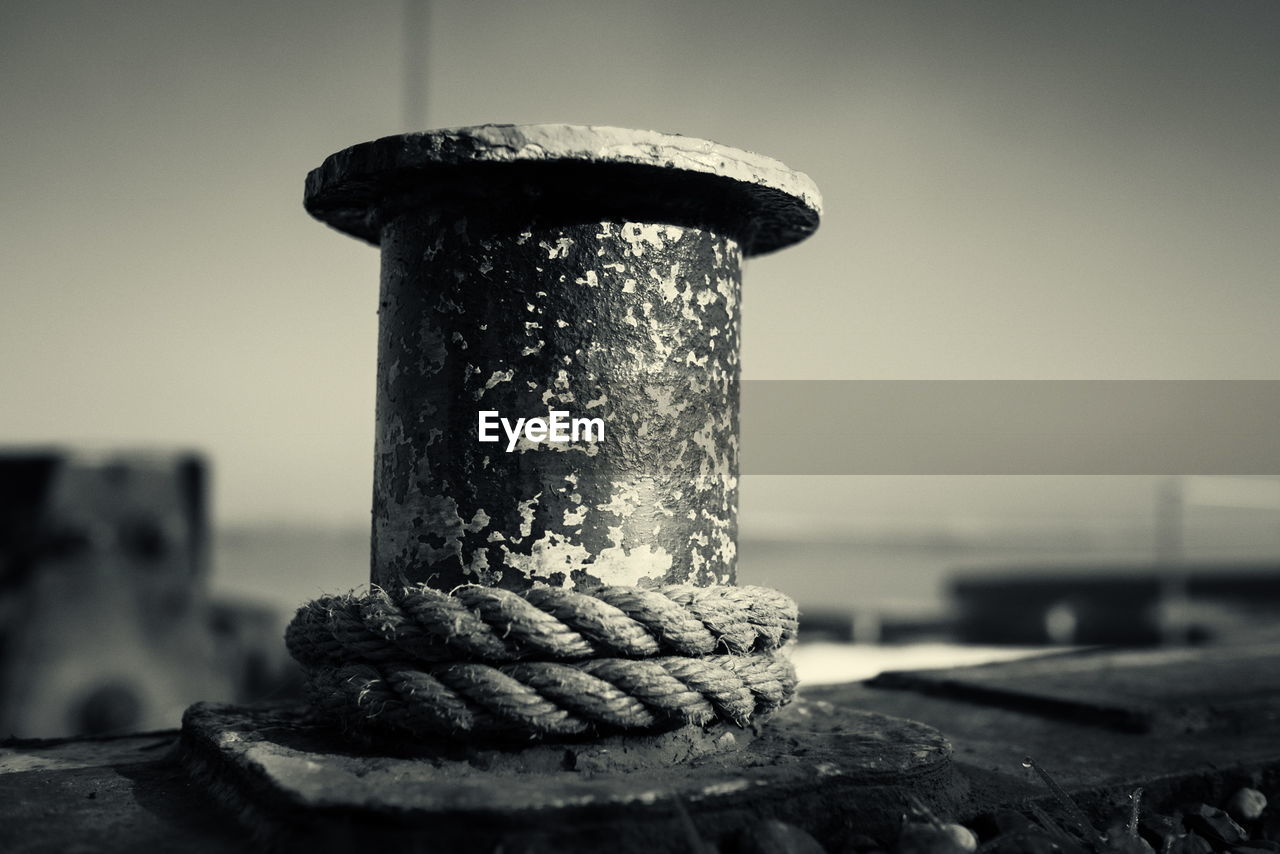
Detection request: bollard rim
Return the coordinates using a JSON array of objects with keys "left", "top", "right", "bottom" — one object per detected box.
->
[{"left": 304, "top": 124, "right": 822, "bottom": 257}]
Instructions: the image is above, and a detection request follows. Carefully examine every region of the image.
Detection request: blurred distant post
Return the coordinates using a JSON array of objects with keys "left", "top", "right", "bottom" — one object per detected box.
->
[
  {"left": 1156, "top": 477, "right": 1189, "bottom": 642},
  {"left": 1156, "top": 477, "right": 1185, "bottom": 565},
  {"left": 403, "top": 0, "right": 429, "bottom": 130}
]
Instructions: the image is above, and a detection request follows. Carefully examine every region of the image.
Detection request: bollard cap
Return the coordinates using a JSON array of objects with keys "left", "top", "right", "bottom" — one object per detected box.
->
[{"left": 304, "top": 124, "right": 821, "bottom": 257}]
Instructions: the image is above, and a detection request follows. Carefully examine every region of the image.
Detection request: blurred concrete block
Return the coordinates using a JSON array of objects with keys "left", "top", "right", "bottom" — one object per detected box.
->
[
  {"left": 951, "top": 563, "right": 1280, "bottom": 645},
  {"left": 952, "top": 571, "right": 1163, "bottom": 645}
]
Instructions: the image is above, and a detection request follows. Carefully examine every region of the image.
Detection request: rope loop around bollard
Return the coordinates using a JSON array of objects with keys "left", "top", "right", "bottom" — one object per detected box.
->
[{"left": 287, "top": 583, "right": 800, "bottom": 739}]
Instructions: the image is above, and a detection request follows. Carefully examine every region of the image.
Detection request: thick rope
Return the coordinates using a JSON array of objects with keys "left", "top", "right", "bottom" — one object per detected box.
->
[
  {"left": 287, "top": 582, "right": 799, "bottom": 739},
  {"left": 303, "top": 651, "right": 796, "bottom": 739},
  {"left": 286, "top": 583, "right": 798, "bottom": 666}
]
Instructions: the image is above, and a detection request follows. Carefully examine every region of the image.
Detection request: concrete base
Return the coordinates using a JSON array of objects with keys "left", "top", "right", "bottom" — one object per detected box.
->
[{"left": 178, "top": 698, "right": 962, "bottom": 853}]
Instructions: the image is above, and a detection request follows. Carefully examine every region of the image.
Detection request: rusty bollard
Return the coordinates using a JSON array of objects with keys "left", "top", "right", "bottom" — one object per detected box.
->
[
  {"left": 303, "top": 124, "right": 821, "bottom": 591},
  {"left": 180, "top": 126, "right": 960, "bottom": 854}
]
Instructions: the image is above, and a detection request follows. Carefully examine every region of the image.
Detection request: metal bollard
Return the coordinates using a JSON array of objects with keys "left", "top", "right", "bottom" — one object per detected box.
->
[
  {"left": 177, "top": 127, "right": 960, "bottom": 850},
  {"left": 305, "top": 125, "right": 821, "bottom": 592}
]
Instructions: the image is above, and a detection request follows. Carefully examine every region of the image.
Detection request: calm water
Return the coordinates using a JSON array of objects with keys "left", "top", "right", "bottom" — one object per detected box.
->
[
  {"left": 209, "top": 523, "right": 1277, "bottom": 685},
  {"left": 211, "top": 525, "right": 1173, "bottom": 618}
]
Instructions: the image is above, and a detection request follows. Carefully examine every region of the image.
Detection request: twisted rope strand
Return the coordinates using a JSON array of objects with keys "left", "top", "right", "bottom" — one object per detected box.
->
[
  {"left": 286, "top": 583, "right": 797, "bottom": 667},
  {"left": 303, "top": 651, "right": 796, "bottom": 739},
  {"left": 579, "top": 657, "right": 716, "bottom": 725}
]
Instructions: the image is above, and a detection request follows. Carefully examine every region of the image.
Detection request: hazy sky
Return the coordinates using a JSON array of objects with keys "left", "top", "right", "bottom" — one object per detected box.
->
[{"left": 3, "top": 1, "right": 1278, "bottom": 529}]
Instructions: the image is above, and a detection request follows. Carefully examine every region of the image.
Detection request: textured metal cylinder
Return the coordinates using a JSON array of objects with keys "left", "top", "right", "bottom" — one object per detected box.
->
[
  {"left": 375, "top": 213, "right": 740, "bottom": 590},
  {"left": 304, "top": 125, "right": 820, "bottom": 592}
]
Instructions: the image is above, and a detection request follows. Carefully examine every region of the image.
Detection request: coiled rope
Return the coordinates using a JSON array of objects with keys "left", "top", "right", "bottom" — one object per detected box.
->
[{"left": 287, "top": 583, "right": 799, "bottom": 739}]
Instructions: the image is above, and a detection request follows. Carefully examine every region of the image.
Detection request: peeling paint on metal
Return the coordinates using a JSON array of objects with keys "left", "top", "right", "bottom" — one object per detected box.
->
[
  {"left": 304, "top": 125, "right": 821, "bottom": 593},
  {"left": 371, "top": 212, "right": 742, "bottom": 591}
]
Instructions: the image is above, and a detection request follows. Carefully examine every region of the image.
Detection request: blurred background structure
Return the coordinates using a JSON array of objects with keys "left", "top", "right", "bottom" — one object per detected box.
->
[
  {"left": 0, "top": 451, "right": 291, "bottom": 737},
  {"left": 2, "top": 1, "right": 1279, "bottom": 732}
]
